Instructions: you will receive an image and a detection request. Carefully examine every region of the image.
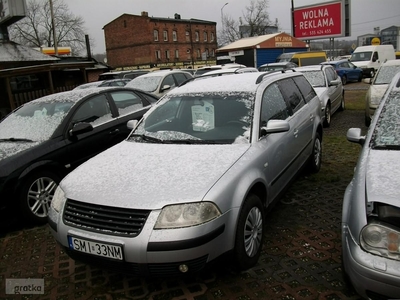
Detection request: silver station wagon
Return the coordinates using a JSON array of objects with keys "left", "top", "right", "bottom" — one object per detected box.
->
[{"left": 49, "top": 71, "right": 323, "bottom": 276}]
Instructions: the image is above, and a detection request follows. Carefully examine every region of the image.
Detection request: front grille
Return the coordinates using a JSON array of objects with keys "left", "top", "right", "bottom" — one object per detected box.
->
[{"left": 63, "top": 199, "right": 150, "bottom": 237}]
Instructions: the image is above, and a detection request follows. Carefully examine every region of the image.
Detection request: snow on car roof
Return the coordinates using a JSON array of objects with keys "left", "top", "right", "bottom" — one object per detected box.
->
[{"left": 172, "top": 73, "right": 261, "bottom": 94}]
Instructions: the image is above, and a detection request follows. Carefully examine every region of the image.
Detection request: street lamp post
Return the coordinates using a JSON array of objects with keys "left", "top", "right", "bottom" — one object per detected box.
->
[
  {"left": 49, "top": 0, "right": 58, "bottom": 55},
  {"left": 221, "top": 2, "right": 228, "bottom": 31}
]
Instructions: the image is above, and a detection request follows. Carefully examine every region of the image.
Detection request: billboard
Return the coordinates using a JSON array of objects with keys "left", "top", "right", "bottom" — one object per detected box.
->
[
  {"left": 0, "top": 0, "right": 27, "bottom": 26},
  {"left": 292, "top": 0, "right": 347, "bottom": 40}
]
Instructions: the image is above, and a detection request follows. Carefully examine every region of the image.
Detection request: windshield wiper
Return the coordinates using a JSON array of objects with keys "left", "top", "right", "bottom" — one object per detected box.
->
[
  {"left": 373, "top": 144, "right": 400, "bottom": 150},
  {"left": 0, "top": 138, "right": 34, "bottom": 142},
  {"left": 166, "top": 139, "right": 227, "bottom": 144},
  {"left": 130, "top": 134, "right": 164, "bottom": 143}
]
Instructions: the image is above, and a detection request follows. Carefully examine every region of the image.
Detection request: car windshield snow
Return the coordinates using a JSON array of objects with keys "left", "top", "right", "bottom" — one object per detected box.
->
[
  {"left": 129, "top": 92, "right": 253, "bottom": 144},
  {"left": 0, "top": 101, "right": 74, "bottom": 142},
  {"left": 127, "top": 76, "right": 162, "bottom": 92},
  {"left": 300, "top": 70, "right": 325, "bottom": 87},
  {"left": 371, "top": 90, "right": 400, "bottom": 149},
  {"left": 374, "top": 65, "right": 400, "bottom": 85}
]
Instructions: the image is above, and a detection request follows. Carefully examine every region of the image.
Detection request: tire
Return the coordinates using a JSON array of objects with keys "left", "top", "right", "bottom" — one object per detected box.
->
[
  {"left": 19, "top": 170, "right": 61, "bottom": 225},
  {"left": 357, "top": 73, "right": 362, "bottom": 82},
  {"left": 365, "top": 115, "right": 371, "bottom": 127},
  {"left": 308, "top": 132, "right": 322, "bottom": 173},
  {"left": 323, "top": 103, "right": 331, "bottom": 128},
  {"left": 338, "top": 93, "right": 345, "bottom": 111},
  {"left": 341, "top": 75, "right": 347, "bottom": 85},
  {"left": 233, "top": 194, "right": 265, "bottom": 271}
]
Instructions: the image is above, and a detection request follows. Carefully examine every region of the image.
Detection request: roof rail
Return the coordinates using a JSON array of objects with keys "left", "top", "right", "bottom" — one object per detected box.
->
[{"left": 255, "top": 69, "right": 296, "bottom": 84}]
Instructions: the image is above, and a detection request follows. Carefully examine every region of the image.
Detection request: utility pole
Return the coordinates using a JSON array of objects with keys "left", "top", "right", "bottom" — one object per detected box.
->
[{"left": 49, "top": 0, "right": 58, "bottom": 55}]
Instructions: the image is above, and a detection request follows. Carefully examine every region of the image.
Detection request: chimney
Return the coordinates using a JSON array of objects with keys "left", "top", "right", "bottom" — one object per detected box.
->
[
  {"left": 141, "top": 11, "right": 148, "bottom": 17},
  {"left": 174, "top": 13, "right": 181, "bottom": 19}
]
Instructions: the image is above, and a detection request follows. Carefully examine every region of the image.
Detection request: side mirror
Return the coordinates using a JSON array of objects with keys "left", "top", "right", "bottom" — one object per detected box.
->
[
  {"left": 127, "top": 119, "right": 138, "bottom": 130},
  {"left": 69, "top": 122, "right": 93, "bottom": 137},
  {"left": 346, "top": 128, "right": 365, "bottom": 145},
  {"left": 260, "top": 120, "right": 290, "bottom": 137},
  {"left": 161, "top": 85, "right": 171, "bottom": 92}
]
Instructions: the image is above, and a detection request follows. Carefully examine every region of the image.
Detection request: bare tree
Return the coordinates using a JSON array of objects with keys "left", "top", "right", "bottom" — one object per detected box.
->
[
  {"left": 8, "top": 0, "right": 90, "bottom": 55},
  {"left": 219, "top": 0, "right": 275, "bottom": 46}
]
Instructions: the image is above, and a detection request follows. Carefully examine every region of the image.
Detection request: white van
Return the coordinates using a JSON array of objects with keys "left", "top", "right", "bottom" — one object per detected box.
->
[{"left": 349, "top": 45, "right": 395, "bottom": 78}]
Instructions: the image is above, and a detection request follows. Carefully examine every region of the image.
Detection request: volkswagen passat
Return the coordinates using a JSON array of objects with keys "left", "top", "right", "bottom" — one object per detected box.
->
[
  {"left": 49, "top": 71, "right": 323, "bottom": 276},
  {"left": 342, "top": 72, "right": 400, "bottom": 299}
]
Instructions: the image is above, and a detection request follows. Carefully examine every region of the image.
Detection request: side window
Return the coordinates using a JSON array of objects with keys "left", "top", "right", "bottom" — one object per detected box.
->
[
  {"left": 260, "top": 83, "right": 290, "bottom": 128},
  {"left": 326, "top": 67, "right": 338, "bottom": 81},
  {"left": 293, "top": 75, "right": 317, "bottom": 103},
  {"left": 109, "top": 91, "right": 145, "bottom": 116},
  {"left": 373, "top": 51, "right": 379, "bottom": 60},
  {"left": 71, "top": 94, "right": 112, "bottom": 126},
  {"left": 277, "top": 78, "right": 306, "bottom": 113},
  {"left": 173, "top": 73, "right": 189, "bottom": 85},
  {"left": 161, "top": 75, "right": 176, "bottom": 89}
]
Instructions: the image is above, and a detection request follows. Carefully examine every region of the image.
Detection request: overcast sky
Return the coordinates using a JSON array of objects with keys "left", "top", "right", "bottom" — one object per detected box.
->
[{"left": 66, "top": 0, "right": 400, "bottom": 54}]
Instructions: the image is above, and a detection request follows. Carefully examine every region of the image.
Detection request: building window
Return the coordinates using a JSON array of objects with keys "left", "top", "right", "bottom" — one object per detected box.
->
[
  {"left": 163, "top": 30, "right": 168, "bottom": 41},
  {"left": 175, "top": 49, "right": 179, "bottom": 59},
  {"left": 155, "top": 50, "right": 161, "bottom": 60},
  {"left": 211, "top": 49, "right": 215, "bottom": 57},
  {"left": 185, "top": 31, "right": 190, "bottom": 42},
  {"left": 165, "top": 50, "right": 170, "bottom": 60},
  {"left": 154, "top": 30, "right": 159, "bottom": 41},
  {"left": 203, "top": 31, "right": 207, "bottom": 42},
  {"left": 124, "top": 20, "right": 127, "bottom": 28},
  {"left": 197, "top": 48, "right": 201, "bottom": 58},
  {"left": 205, "top": 48, "right": 209, "bottom": 57},
  {"left": 195, "top": 31, "right": 199, "bottom": 42},
  {"left": 173, "top": 30, "right": 177, "bottom": 41},
  {"left": 210, "top": 32, "right": 215, "bottom": 42}
]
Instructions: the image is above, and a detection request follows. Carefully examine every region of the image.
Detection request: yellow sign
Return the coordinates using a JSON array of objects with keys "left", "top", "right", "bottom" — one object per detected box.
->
[{"left": 371, "top": 37, "right": 381, "bottom": 45}]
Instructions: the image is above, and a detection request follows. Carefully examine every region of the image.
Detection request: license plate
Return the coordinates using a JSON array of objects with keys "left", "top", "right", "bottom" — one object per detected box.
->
[{"left": 68, "top": 236, "right": 123, "bottom": 260}]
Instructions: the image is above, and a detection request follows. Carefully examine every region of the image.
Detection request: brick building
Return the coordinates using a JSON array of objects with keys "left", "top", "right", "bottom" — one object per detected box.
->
[{"left": 103, "top": 12, "right": 218, "bottom": 70}]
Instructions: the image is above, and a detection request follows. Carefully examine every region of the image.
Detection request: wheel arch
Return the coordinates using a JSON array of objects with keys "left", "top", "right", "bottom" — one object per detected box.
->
[{"left": 17, "top": 160, "right": 67, "bottom": 189}]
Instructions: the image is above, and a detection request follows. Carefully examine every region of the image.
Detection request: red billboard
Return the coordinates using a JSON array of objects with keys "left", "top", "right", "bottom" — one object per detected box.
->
[{"left": 293, "top": 1, "right": 345, "bottom": 40}]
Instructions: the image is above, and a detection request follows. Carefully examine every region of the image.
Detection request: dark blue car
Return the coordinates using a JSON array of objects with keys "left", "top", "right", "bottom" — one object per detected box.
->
[{"left": 321, "top": 60, "right": 363, "bottom": 85}]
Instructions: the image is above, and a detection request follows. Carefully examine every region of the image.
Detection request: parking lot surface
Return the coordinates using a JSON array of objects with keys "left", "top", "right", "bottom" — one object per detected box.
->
[{"left": 0, "top": 83, "right": 368, "bottom": 300}]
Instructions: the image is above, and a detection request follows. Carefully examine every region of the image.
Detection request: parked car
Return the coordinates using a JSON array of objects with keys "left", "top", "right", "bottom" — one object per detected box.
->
[
  {"left": 73, "top": 79, "right": 131, "bottom": 90},
  {"left": 193, "top": 63, "right": 246, "bottom": 77},
  {"left": 126, "top": 69, "right": 193, "bottom": 97},
  {"left": 258, "top": 62, "right": 298, "bottom": 72},
  {"left": 197, "top": 67, "right": 258, "bottom": 78},
  {"left": 49, "top": 71, "right": 323, "bottom": 276},
  {"left": 321, "top": 60, "right": 363, "bottom": 85},
  {"left": 295, "top": 65, "right": 344, "bottom": 127},
  {"left": 98, "top": 70, "right": 149, "bottom": 81},
  {"left": 0, "top": 87, "right": 158, "bottom": 224},
  {"left": 365, "top": 59, "right": 400, "bottom": 126},
  {"left": 342, "top": 72, "right": 400, "bottom": 299}
]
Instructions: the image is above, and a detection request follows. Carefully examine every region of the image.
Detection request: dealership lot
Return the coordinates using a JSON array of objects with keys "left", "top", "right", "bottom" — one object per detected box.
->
[{"left": 0, "top": 84, "right": 368, "bottom": 300}]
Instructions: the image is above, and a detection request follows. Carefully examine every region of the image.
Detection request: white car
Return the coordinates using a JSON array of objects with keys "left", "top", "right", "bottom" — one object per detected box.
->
[
  {"left": 126, "top": 69, "right": 193, "bottom": 98},
  {"left": 365, "top": 59, "right": 400, "bottom": 126},
  {"left": 295, "top": 65, "right": 344, "bottom": 127},
  {"left": 49, "top": 71, "right": 323, "bottom": 276}
]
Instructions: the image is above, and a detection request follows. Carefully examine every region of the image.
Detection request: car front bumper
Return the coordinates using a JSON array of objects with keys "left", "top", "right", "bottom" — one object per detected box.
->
[
  {"left": 342, "top": 225, "right": 400, "bottom": 299},
  {"left": 49, "top": 206, "right": 238, "bottom": 276}
]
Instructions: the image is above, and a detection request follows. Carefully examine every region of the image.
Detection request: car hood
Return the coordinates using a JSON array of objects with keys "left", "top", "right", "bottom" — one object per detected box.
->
[
  {"left": 366, "top": 150, "right": 400, "bottom": 207},
  {"left": 61, "top": 141, "right": 250, "bottom": 210},
  {"left": 0, "top": 141, "right": 40, "bottom": 161}
]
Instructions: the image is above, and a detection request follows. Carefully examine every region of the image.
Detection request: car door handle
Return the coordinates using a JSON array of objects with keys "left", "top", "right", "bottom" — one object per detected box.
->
[
  {"left": 310, "top": 114, "right": 314, "bottom": 122},
  {"left": 293, "top": 129, "right": 299, "bottom": 137},
  {"left": 109, "top": 129, "right": 120, "bottom": 135}
]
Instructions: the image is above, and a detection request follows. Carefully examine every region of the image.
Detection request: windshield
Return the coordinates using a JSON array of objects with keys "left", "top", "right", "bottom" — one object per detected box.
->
[
  {"left": 127, "top": 76, "right": 162, "bottom": 92},
  {"left": 350, "top": 51, "right": 372, "bottom": 62},
  {"left": 371, "top": 90, "right": 400, "bottom": 149},
  {"left": 374, "top": 65, "right": 400, "bottom": 85},
  {"left": 300, "top": 70, "right": 325, "bottom": 87},
  {"left": 128, "top": 92, "right": 254, "bottom": 144},
  {"left": 0, "top": 101, "right": 73, "bottom": 142}
]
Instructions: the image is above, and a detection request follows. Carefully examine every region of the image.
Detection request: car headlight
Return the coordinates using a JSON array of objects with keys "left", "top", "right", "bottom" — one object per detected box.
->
[
  {"left": 51, "top": 186, "right": 66, "bottom": 213},
  {"left": 154, "top": 202, "right": 221, "bottom": 229},
  {"left": 361, "top": 223, "right": 400, "bottom": 260}
]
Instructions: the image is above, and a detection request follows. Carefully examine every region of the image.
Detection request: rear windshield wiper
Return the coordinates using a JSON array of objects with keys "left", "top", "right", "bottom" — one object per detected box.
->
[{"left": 0, "top": 138, "right": 34, "bottom": 142}]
